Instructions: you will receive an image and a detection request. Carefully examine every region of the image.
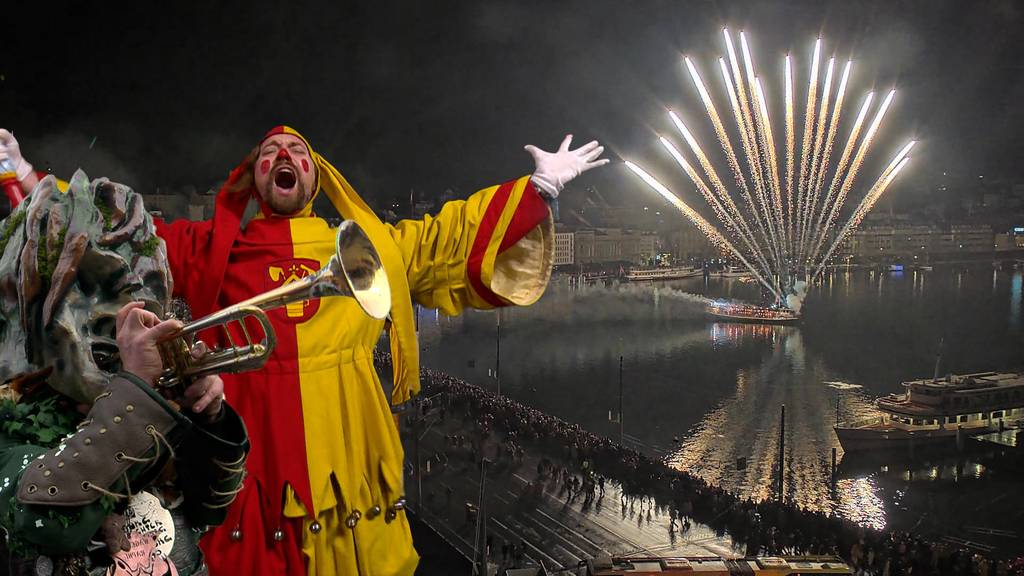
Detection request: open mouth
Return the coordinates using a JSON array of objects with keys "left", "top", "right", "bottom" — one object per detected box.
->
[
  {"left": 91, "top": 341, "right": 121, "bottom": 373},
  {"left": 273, "top": 166, "right": 297, "bottom": 190}
]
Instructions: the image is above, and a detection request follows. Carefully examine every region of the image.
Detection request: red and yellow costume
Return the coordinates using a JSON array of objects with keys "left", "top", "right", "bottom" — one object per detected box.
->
[{"left": 155, "top": 127, "right": 553, "bottom": 576}]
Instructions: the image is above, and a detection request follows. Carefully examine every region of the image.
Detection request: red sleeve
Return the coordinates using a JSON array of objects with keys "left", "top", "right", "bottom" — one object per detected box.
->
[{"left": 154, "top": 217, "right": 214, "bottom": 300}]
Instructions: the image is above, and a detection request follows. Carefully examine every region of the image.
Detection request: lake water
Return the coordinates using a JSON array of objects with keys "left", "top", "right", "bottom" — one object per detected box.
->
[{"left": 415, "top": 265, "right": 1024, "bottom": 546}]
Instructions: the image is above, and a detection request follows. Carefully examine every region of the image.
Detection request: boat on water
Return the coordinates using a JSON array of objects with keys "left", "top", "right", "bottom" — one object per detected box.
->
[
  {"left": 835, "top": 372, "right": 1024, "bottom": 453},
  {"left": 705, "top": 300, "right": 801, "bottom": 324},
  {"left": 713, "top": 265, "right": 753, "bottom": 278},
  {"left": 624, "top": 265, "right": 702, "bottom": 281}
]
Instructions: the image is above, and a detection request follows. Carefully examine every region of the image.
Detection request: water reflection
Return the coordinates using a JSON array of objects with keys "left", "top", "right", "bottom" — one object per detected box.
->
[
  {"left": 1011, "top": 273, "right": 1022, "bottom": 331},
  {"left": 418, "top": 269, "right": 1024, "bottom": 533},
  {"left": 664, "top": 325, "right": 880, "bottom": 523}
]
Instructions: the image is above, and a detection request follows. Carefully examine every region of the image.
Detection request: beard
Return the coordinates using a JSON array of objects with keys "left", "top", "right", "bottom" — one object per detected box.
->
[{"left": 258, "top": 166, "right": 313, "bottom": 215}]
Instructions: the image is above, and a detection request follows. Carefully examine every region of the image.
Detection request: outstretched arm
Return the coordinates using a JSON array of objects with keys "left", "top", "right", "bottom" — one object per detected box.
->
[{"left": 388, "top": 135, "right": 608, "bottom": 314}]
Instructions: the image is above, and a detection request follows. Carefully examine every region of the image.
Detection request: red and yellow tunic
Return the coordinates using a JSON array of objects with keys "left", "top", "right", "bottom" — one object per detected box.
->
[{"left": 155, "top": 128, "right": 553, "bottom": 576}]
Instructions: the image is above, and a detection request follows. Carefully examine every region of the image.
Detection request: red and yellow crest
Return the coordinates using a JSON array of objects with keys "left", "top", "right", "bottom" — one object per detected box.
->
[{"left": 266, "top": 258, "right": 321, "bottom": 323}]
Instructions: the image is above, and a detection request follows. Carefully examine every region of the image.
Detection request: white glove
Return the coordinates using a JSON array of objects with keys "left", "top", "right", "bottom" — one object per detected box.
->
[
  {"left": 525, "top": 134, "right": 609, "bottom": 199},
  {"left": 0, "top": 129, "right": 34, "bottom": 181}
]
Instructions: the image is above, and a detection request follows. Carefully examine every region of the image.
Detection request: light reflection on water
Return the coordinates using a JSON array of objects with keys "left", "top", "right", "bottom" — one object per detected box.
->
[
  {"left": 664, "top": 324, "right": 885, "bottom": 526},
  {"left": 417, "top": 269, "right": 1024, "bottom": 532}
]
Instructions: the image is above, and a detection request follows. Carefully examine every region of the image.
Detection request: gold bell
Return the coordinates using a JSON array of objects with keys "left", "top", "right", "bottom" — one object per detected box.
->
[
  {"left": 367, "top": 505, "right": 382, "bottom": 519},
  {"left": 309, "top": 521, "right": 322, "bottom": 534},
  {"left": 393, "top": 497, "right": 407, "bottom": 511},
  {"left": 345, "top": 510, "right": 362, "bottom": 528}
]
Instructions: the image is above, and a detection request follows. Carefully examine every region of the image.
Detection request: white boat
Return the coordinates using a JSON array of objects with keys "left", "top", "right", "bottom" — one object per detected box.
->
[
  {"left": 714, "top": 265, "right": 753, "bottom": 278},
  {"left": 624, "top": 266, "right": 702, "bottom": 281},
  {"left": 835, "top": 372, "right": 1024, "bottom": 452}
]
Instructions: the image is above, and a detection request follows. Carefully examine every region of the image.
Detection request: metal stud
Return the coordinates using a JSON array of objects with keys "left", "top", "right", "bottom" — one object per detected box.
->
[
  {"left": 272, "top": 529, "right": 284, "bottom": 542},
  {"left": 345, "top": 510, "right": 362, "bottom": 529},
  {"left": 367, "top": 505, "right": 382, "bottom": 519},
  {"left": 385, "top": 509, "right": 397, "bottom": 522},
  {"left": 309, "top": 521, "right": 322, "bottom": 534},
  {"left": 393, "top": 497, "right": 407, "bottom": 511},
  {"left": 230, "top": 528, "right": 242, "bottom": 542}
]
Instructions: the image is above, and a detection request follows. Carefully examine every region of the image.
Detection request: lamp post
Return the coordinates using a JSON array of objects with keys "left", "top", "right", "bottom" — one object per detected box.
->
[
  {"left": 619, "top": 355, "right": 624, "bottom": 445},
  {"left": 495, "top": 311, "right": 501, "bottom": 397}
]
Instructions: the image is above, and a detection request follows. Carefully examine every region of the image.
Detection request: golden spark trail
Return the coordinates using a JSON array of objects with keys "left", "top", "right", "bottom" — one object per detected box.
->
[
  {"left": 720, "top": 40, "right": 777, "bottom": 271},
  {"left": 800, "top": 56, "right": 835, "bottom": 266},
  {"left": 809, "top": 91, "right": 874, "bottom": 263},
  {"left": 686, "top": 57, "right": 774, "bottom": 279},
  {"left": 754, "top": 77, "right": 786, "bottom": 263},
  {"left": 846, "top": 140, "right": 916, "bottom": 224},
  {"left": 660, "top": 135, "right": 772, "bottom": 273},
  {"left": 707, "top": 56, "right": 773, "bottom": 254},
  {"left": 809, "top": 60, "right": 852, "bottom": 232},
  {"left": 625, "top": 29, "right": 915, "bottom": 312},
  {"left": 626, "top": 161, "right": 784, "bottom": 302},
  {"left": 725, "top": 32, "right": 772, "bottom": 230},
  {"left": 848, "top": 143, "right": 915, "bottom": 225},
  {"left": 739, "top": 31, "right": 783, "bottom": 269},
  {"left": 684, "top": 57, "right": 754, "bottom": 203},
  {"left": 784, "top": 55, "right": 795, "bottom": 254},
  {"left": 814, "top": 152, "right": 911, "bottom": 279},
  {"left": 795, "top": 38, "right": 822, "bottom": 255},
  {"left": 667, "top": 111, "right": 770, "bottom": 272},
  {"left": 809, "top": 89, "right": 895, "bottom": 265}
]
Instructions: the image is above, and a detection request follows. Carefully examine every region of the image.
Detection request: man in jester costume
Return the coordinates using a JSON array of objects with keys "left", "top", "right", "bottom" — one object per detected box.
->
[{"left": 4, "top": 126, "right": 607, "bottom": 575}]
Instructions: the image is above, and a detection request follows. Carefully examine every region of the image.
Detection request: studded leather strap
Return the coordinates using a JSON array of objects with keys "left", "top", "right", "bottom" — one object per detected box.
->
[{"left": 16, "top": 372, "right": 192, "bottom": 506}]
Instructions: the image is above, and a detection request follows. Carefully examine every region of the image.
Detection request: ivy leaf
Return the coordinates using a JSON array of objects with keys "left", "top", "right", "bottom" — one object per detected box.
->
[{"left": 35, "top": 428, "right": 57, "bottom": 444}]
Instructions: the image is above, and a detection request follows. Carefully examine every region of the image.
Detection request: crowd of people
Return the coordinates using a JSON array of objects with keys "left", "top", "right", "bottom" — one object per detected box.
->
[{"left": 375, "top": 349, "right": 1024, "bottom": 575}]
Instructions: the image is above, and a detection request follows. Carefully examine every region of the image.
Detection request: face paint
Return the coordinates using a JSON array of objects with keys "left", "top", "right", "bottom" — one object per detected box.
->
[
  {"left": 276, "top": 148, "right": 291, "bottom": 161},
  {"left": 260, "top": 159, "right": 271, "bottom": 175},
  {"left": 301, "top": 159, "right": 310, "bottom": 173}
]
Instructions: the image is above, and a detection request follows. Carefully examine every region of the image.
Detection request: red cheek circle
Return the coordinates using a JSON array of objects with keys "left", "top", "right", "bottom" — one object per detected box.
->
[
  {"left": 301, "top": 159, "right": 310, "bottom": 173},
  {"left": 259, "top": 159, "right": 271, "bottom": 175}
]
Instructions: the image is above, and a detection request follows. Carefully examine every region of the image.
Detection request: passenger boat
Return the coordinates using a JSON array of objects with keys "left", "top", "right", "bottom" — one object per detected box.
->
[
  {"left": 835, "top": 372, "right": 1024, "bottom": 453},
  {"left": 705, "top": 300, "right": 801, "bottom": 324},
  {"left": 713, "top": 265, "right": 753, "bottom": 278},
  {"left": 624, "top": 266, "right": 702, "bottom": 281}
]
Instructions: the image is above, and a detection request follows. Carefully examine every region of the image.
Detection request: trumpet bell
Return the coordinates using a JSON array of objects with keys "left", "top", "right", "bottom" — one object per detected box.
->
[
  {"left": 155, "top": 220, "right": 391, "bottom": 390},
  {"left": 333, "top": 220, "right": 391, "bottom": 320}
]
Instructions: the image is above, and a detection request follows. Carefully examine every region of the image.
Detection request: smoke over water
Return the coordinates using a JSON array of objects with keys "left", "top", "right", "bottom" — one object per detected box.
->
[{"left": 510, "top": 279, "right": 712, "bottom": 326}]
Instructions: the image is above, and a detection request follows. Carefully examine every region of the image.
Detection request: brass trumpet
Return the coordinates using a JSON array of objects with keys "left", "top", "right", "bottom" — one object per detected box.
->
[{"left": 155, "top": 220, "right": 391, "bottom": 389}]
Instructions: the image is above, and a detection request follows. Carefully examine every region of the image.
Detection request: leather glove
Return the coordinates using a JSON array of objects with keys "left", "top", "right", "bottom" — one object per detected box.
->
[
  {"left": 0, "top": 129, "right": 34, "bottom": 181},
  {"left": 525, "top": 134, "right": 609, "bottom": 199}
]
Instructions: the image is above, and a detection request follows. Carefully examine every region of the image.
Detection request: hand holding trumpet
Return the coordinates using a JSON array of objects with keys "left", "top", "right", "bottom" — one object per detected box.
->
[{"left": 115, "top": 301, "right": 225, "bottom": 421}]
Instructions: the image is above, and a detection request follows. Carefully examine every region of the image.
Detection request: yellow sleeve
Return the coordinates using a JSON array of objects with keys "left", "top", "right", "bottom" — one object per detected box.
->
[{"left": 387, "top": 175, "right": 554, "bottom": 315}]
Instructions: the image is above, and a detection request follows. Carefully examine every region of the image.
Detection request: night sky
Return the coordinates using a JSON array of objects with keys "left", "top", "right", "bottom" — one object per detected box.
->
[{"left": 5, "top": 0, "right": 1023, "bottom": 214}]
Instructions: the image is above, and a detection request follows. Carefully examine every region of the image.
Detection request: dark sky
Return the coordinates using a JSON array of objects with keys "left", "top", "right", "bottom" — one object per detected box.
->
[{"left": 5, "top": 0, "right": 1023, "bottom": 213}]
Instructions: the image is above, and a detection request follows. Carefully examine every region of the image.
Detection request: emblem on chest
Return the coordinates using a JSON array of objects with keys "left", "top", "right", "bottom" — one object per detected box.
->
[{"left": 266, "top": 258, "right": 322, "bottom": 323}]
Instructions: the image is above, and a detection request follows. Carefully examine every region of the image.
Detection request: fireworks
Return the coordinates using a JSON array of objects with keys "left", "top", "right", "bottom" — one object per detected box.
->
[{"left": 628, "top": 30, "right": 915, "bottom": 308}]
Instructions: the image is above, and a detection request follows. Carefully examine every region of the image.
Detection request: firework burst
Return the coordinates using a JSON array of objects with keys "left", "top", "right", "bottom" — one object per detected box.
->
[{"left": 628, "top": 30, "right": 916, "bottom": 311}]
